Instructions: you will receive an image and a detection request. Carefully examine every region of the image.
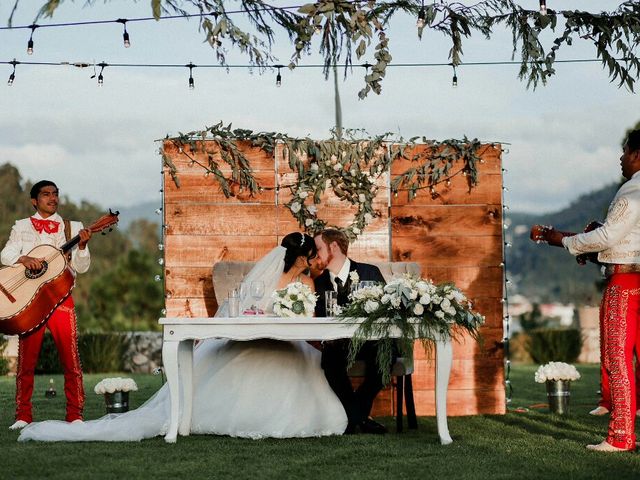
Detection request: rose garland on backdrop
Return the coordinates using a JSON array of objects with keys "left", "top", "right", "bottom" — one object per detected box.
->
[
  {"left": 338, "top": 275, "right": 485, "bottom": 384},
  {"left": 162, "top": 122, "right": 495, "bottom": 240}
]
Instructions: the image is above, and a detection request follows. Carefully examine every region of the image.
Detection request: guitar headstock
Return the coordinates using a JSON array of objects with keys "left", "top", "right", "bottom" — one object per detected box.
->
[
  {"left": 530, "top": 224, "right": 553, "bottom": 244},
  {"left": 88, "top": 209, "right": 120, "bottom": 235}
]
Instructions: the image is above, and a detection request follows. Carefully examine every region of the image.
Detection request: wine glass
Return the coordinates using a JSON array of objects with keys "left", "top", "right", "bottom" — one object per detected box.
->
[{"left": 250, "top": 280, "right": 265, "bottom": 312}]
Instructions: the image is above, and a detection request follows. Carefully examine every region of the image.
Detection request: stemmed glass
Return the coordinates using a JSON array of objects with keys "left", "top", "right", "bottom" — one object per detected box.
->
[{"left": 250, "top": 280, "right": 265, "bottom": 312}]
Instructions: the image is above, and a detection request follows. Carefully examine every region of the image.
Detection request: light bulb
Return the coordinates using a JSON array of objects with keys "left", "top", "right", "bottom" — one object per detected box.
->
[
  {"left": 123, "top": 30, "right": 131, "bottom": 48},
  {"left": 7, "top": 72, "right": 15, "bottom": 86},
  {"left": 539, "top": 0, "right": 547, "bottom": 15}
]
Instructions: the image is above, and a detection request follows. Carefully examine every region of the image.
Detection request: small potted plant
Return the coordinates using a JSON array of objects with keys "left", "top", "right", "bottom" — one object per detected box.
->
[
  {"left": 94, "top": 377, "right": 138, "bottom": 414},
  {"left": 534, "top": 362, "right": 581, "bottom": 415}
]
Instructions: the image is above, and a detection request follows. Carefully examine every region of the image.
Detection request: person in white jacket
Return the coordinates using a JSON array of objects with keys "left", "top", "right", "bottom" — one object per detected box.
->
[{"left": 1, "top": 180, "right": 92, "bottom": 430}]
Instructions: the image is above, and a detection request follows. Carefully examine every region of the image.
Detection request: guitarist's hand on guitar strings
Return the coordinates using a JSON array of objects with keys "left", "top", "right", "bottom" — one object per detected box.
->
[
  {"left": 17, "top": 255, "right": 45, "bottom": 271},
  {"left": 78, "top": 228, "right": 92, "bottom": 250},
  {"left": 529, "top": 225, "right": 571, "bottom": 247}
]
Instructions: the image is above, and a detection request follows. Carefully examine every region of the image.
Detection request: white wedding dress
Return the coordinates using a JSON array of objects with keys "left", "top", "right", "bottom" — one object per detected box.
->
[{"left": 18, "top": 247, "right": 347, "bottom": 442}]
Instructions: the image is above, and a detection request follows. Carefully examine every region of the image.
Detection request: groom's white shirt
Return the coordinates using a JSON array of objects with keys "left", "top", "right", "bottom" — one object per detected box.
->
[{"left": 329, "top": 258, "right": 351, "bottom": 290}]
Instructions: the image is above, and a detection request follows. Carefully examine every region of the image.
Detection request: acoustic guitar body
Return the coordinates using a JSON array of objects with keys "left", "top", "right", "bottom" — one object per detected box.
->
[{"left": 0, "top": 244, "right": 76, "bottom": 336}]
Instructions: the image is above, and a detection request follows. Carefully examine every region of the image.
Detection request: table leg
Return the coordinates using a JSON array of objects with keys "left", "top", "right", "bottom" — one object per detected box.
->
[
  {"left": 435, "top": 338, "right": 453, "bottom": 445},
  {"left": 162, "top": 339, "right": 180, "bottom": 443},
  {"left": 178, "top": 339, "right": 194, "bottom": 436}
]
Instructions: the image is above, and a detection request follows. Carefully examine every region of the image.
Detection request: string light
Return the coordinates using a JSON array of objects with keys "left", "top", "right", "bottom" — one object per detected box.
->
[
  {"left": 186, "top": 62, "right": 196, "bottom": 89},
  {"left": 7, "top": 59, "right": 17, "bottom": 86},
  {"left": 451, "top": 64, "right": 458, "bottom": 87},
  {"left": 314, "top": 21, "right": 323, "bottom": 34},
  {"left": 116, "top": 19, "right": 131, "bottom": 48},
  {"left": 275, "top": 64, "right": 283, "bottom": 87},
  {"left": 416, "top": 1, "right": 426, "bottom": 29},
  {"left": 96, "top": 62, "right": 106, "bottom": 86},
  {"left": 27, "top": 24, "right": 37, "bottom": 55},
  {"left": 539, "top": 0, "right": 547, "bottom": 16}
]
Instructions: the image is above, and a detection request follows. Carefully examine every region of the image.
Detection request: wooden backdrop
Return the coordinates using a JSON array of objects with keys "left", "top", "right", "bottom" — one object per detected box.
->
[{"left": 161, "top": 139, "right": 505, "bottom": 416}]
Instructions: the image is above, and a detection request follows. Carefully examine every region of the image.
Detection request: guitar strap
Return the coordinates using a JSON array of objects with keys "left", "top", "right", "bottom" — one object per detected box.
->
[{"left": 63, "top": 219, "right": 72, "bottom": 262}]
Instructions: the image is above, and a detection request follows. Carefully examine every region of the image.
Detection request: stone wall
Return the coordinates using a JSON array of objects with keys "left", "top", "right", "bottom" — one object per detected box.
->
[{"left": 2, "top": 332, "right": 164, "bottom": 375}]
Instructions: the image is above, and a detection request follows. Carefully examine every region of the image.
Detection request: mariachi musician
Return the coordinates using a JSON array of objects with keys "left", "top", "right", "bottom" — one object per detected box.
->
[
  {"left": 1, "top": 180, "right": 92, "bottom": 430},
  {"left": 530, "top": 129, "right": 640, "bottom": 452}
]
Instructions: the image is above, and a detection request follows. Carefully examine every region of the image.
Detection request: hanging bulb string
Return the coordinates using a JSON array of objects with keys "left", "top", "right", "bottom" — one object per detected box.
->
[
  {"left": 26, "top": 24, "right": 37, "bottom": 55},
  {"left": 186, "top": 62, "right": 196, "bottom": 89}
]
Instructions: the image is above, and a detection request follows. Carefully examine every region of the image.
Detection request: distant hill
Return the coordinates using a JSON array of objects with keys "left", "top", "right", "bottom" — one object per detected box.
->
[
  {"left": 507, "top": 182, "right": 621, "bottom": 305},
  {"left": 112, "top": 201, "right": 161, "bottom": 230}
]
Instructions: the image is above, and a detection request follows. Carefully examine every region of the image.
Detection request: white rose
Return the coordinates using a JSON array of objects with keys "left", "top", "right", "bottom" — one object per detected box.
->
[
  {"left": 310, "top": 163, "right": 319, "bottom": 171},
  {"left": 441, "top": 298, "right": 451, "bottom": 309},
  {"left": 364, "top": 300, "right": 379, "bottom": 313},
  {"left": 419, "top": 294, "right": 431, "bottom": 305},
  {"left": 350, "top": 169, "right": 357, "bottom": 176},
  {"left": 352, "top": 227, "right": 360, "bottom": 234},
  {"left": 413, "top": 303, "right": 424, "bottom": 315},
  {"left": 290, "top": 202, "right": 301, "bottom": 213},
  {"left": 299, "top": 191, "right": 308, "bottom": 199},
  {"left": 308, "top": 205, "right": 318, "bottom": 214},
  {"left": 305, "top": 218, "right": 314, "bottom": 226},
  {"left": 381, "top": 294, "right": 390, "bottom": 304},
  {"left": 358, "top": 193, "right": 366, "bottom": 202},
  {"left": 435, "top": 310, "right": 445, "bottom": 319},
  {"left": 364, "top": 213, "right": 373, "bottom": 224}
]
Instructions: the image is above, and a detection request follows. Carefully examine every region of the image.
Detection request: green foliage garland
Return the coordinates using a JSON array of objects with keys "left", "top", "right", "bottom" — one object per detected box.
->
[{"left": 163, "top": 122, "right": 491, "bottom": 240}]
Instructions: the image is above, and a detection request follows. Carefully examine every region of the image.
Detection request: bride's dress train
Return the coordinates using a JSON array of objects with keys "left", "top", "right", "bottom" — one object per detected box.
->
[
  {"left": 18, "top": 246, "right": 347, "bottom": 442},
  {"left": 19, "top": 338, "right": 347, "bottom": 441}
]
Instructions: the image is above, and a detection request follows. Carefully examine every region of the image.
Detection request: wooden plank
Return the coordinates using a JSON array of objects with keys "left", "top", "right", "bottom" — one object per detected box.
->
[
  {"left": 391, "top": 205, "right": 502, "bottom": 236},
  {"left": 164, "top": 235, "right": 279, "bottom": 267},
  {"left": 166, "top": 205, "right": 278, "bottom": 236},
  {"left": 422, "top": 266, "right": 503, "bottom": 298},
  {"left": 391, "top": 235, "right": 503, "bottom": 267},
  {"left": 391, "top": 173, "right": 502, "bottom": 206},
  {"left": 165, "top": 266, "right": 215, "bottom": 300},
  {"left": 390, "top": 144, "right": 502, "bottom": 175},
  {"left": 410, "top": 358, "right": 505, "bottom": 390},
  {"left": 163, "top": 139, "right": 277, "bottom": 171},
  {"left": 276, "top": 205, "right": 388, "bottom": 236},
  {"left": 411, "top": 388, "right": 506, "bottom": 416},
  {"left": 413, "top": 327, "right": 503, "bottom": 360},
  {"left": 164, "top": 171, "right": 276, "bottom": 204},
  {"left": 166, "top": 297, "right": 218, "bottom": 318}
]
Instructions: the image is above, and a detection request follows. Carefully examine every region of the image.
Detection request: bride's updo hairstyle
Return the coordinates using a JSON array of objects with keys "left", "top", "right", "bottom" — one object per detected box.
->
[{"left": 281, "top": 232, "right": 317, "bottom": 273}]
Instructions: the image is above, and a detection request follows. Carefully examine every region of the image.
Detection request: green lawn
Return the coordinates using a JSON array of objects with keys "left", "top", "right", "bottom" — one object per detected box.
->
[{"left": 1, "top": 364, "right": 639, "bottom": 480}]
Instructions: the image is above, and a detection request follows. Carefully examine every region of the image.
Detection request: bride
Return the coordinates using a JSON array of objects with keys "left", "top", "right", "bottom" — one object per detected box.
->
[{"left": 18, "top": 232, "right": 347, "bottom": 441}]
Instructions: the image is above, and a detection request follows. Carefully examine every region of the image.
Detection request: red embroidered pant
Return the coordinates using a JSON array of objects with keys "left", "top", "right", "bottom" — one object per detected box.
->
[
  {"left": 15, "top": 296, "right": 84, "bottom": 423},
  {"left": 599, "top": 358, "right": 640, "bottom": 410},
  {"left": 600, "top": 273, "right": 640, "bottom": 450}
]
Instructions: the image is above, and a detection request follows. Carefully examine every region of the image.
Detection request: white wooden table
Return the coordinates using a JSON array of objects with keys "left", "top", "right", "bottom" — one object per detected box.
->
[{"left": 159, "top": 316, "right": 453, "bottom": 444}]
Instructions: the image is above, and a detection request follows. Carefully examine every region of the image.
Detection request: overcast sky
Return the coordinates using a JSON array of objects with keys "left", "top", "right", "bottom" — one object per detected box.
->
[{"left": 0, "top": 1, "right": 636, "bottom": 213}]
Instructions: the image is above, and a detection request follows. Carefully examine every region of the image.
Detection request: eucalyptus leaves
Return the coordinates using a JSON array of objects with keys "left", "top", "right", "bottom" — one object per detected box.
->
[
  {"left": 24, "top": 1, "right": 640, "bottom": 95},
  {"left": 163, "top": 122, "right": 488, "bottom": 240}
]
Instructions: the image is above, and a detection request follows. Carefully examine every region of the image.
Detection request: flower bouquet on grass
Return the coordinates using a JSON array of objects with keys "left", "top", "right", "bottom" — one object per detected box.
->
[
  {"left": 271, "top": 281, "right": 317, "bottom": 317},
  {"left": 338, "top": 274, "right": 485, "bottom": 384},
  {"left": 535, "top": 362, "right": 581, "bottom": 415},
  {"left": 94, "top": 377, "right": 138, "bottom": 414}
]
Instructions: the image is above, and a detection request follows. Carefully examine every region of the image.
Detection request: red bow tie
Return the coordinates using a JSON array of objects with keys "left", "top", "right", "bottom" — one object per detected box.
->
[{"left": 30, "top": 217, "right": 60, "bottom": 234}]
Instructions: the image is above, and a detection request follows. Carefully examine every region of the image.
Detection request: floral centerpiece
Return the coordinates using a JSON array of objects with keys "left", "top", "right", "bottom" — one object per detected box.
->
[
  {"left": 535, "top": 362, "right": 580, "bottom": 415},
  {"left": 271, "top": 281, "right": 317, "bottom": 317},
  {"left": 95, "top": 377, "right": 138, "bottom": 414},
  {"left": 338, "top": 274, "right": 485, "bottom": 384}
]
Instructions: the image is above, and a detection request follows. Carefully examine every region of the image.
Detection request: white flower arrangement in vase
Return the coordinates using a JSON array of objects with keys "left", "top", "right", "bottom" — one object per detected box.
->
[
  {"left": 534, "top": 362, "right": 581, "bottom": 383},
  {"left": 271, "top": 281, "right": 317, "bottom": 317},
  {"left": 94, "top": 377, "right": 139, "bottom": 395}
]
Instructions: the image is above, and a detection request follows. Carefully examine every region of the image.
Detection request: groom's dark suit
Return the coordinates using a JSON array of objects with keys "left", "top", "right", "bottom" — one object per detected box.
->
[{"left": 314, "top": 260, "right": 388, "bottom": 432}]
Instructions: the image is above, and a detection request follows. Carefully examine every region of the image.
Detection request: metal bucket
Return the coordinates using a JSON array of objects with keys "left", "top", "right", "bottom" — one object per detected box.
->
[
  {"left": 104, "top": 391, "right": 129, "bottom": 414},
  {"left": 546, "top": 380, "right": 571, "bottom": 415}
]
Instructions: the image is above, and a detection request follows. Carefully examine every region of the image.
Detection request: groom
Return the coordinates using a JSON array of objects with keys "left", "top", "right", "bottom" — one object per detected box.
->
[{"left": 314, "top": 228, "right": 388, "bottom": 434}]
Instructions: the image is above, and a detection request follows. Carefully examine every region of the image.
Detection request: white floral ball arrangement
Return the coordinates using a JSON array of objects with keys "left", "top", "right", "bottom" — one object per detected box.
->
[
  {"left": 94, "top": 377, "right": 139, "bottom": 395},
  {"left": 534, "top": 362, "right": 581, "bottom": 383},
  {"left": 271, "top": 281, "right": 317, "bottom": 317}
]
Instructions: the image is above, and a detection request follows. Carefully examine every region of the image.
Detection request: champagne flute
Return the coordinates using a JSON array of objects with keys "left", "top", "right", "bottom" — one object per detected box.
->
[{"left": 250, "top": 280, "right": 265, "bottom": 312}]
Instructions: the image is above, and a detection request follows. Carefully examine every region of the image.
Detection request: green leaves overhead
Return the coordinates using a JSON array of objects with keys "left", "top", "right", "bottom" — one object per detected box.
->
[
  {"left": 15, "top": 1, "right": 640, "bottom": 95},
  {"left": 166, "top": 123, "right": 489, "bottom": 241}
]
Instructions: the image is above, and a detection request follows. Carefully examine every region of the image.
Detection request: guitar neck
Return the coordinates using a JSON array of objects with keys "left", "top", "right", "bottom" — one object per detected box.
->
[{"left": 61, "top": 235, "right": 81, "bottom": 254}]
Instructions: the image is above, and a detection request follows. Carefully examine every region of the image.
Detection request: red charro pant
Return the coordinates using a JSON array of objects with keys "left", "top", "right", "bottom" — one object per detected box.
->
[
  {"left": 600, "top": 273, "right": 640, "bottom": 450},
  {"left": 599, "top": 359, "right": 640, "bottom": 410},
  {"left": 15, "top": 296, "right": 84, "bottom": 423}
]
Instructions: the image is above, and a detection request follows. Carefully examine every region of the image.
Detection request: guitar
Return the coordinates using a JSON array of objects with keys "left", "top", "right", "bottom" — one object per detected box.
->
[
  {"left": 0, "top": 210, "right": 119, "bottom": 335},
  {"left": 530, "top": 220, "right": 603, "bottom": 266}
]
